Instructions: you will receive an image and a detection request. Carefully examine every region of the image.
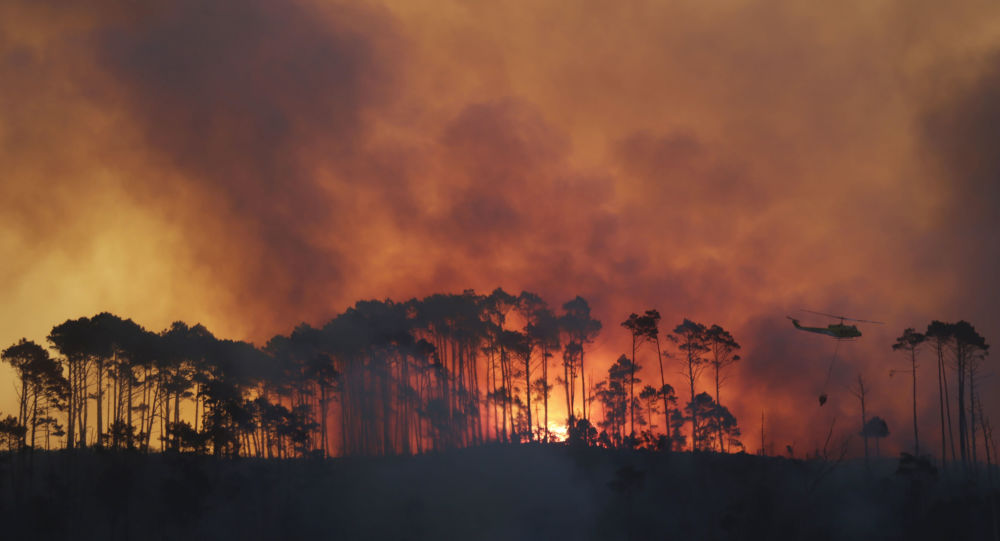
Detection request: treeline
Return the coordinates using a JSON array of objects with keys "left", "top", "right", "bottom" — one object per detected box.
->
[
  {"left": 579, "top": 313, "right": 743, "bottom": 454},
  {"left": 0, "top": 289, "right": 746, "bottom": 458},
  {"left": 893, "top": 321, "right": 994, "bottom": 473}
]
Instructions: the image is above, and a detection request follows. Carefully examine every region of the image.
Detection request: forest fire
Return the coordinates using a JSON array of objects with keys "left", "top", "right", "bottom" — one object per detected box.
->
[
  {"left": 546, "top": 422, "right": 569, "bottom": 442},
  {"left": 2, "top": 0, "right": 999, "bottom": 458},
  {"left": 1, "top": 0, "right": 999, "bottom": 539}
]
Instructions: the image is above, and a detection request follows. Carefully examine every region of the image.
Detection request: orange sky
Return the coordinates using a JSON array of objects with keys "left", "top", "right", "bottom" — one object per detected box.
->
[{"left": 2, "top": 0, "right": 999, "bottom": 456}]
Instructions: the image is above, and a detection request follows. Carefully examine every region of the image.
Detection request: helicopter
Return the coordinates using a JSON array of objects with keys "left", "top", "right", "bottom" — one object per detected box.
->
[
  {"left": 787, "top": 310, "right": 883, "bottom": 340},
  {"left": 787, "top": 310, "right": 884, "bottom": 406}
]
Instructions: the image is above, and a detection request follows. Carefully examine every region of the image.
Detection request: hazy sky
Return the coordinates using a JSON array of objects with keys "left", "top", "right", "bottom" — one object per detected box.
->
[{"left": 2, "top": 0, "right": 999, "bottom": 454}]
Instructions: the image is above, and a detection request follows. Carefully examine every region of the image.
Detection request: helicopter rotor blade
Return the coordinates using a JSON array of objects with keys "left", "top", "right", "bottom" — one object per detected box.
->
[
  {"left": 850, "top": 318, "right": 885, "bottom": 325},
  {"left": 800, "top": 309, "right": 884, "bottom": 324},
  {"left": 801, "top": 309, "right": 844, "bottom": 319}
]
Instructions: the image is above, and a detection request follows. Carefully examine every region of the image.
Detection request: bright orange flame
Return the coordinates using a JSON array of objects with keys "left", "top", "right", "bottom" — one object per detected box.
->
[{"left": 546, "top": 422, "right": 569, "bottom": 442}]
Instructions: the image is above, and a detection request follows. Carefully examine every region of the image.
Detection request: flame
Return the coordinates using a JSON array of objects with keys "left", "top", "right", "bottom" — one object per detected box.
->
[{"left": 545, "top": 422, "right": 569, "bottom": 443}]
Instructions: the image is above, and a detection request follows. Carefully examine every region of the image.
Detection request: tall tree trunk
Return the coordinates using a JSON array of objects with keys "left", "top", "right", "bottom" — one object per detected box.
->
[
  {"left": 500, "top": 347, "right": 513, "bottom": 442},
  {"left": 525, "top": 349, "right": 532, "bottom": 441},
  {"left": 938, "top": 347, "right": 947, "bottom": 467},
  {"left": 655, "top": 336, "right": 670, "bottom": 444},
  {"left": 715, "top": 363, "right": 724, "bottom": 452},
  {"left": 911, "top": 348, "right": 919, "bottom": 456},
  {"left": 500, "top": 349, "right": 509, "bottom": 442},
  {"left": 542, "top": 344, "right": 549, "bottom": 441},
  {"left": 943, "top": 361, "right": 957, "bottom": 463},
  {"left": 629, "top": 335, "right": 636, "bottom": 438},
  {"left": 67, "top": 361, "right": 75, "bottom": 450},
  {"left": 30, "top": 388, "right": 38, "bottom": 449},
  {"left": 970, "top": 368, "right": 977, "bottom": 468},
  {"left": 173, "top": 388, "right": 180, "bottom": 450},
  {"left": 17, "top": 376, "right": 28, "bottom": 448},
  {"left": 563, "top": 350, "right": 572, "bottom": 425},
  {"left": 96, "top": 358, "right": 103, "bottom": 448},
  {"left": 688, "top": 354, "right": 697, "bottom": 451},
  {"left": 80, "top": 362, "right": 88, "bottom": 448},
  {"left": 18, "top": 377, "right": 27, "bottom": 443},
  {"left": 957, "top": 351, "right": 968, "bottom": 467},
  {"left": 580, "top": 347, "right": 587, "bottom": 423},
  {"left": 489, "top": 349, "right": 499, "bottom": 441}
]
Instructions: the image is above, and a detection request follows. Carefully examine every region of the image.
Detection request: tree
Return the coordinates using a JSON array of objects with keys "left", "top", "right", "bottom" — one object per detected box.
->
[
  {"left": 526, "top": 304, "right": 560, "bottom": 441},
  {"left": 638, "top": 385, "right": 660, "bottom": 432},
  {"left": 516, "top": 291, "right": 553, "bottom": 442},
  {"left": 685, "top": 392, "right": 740, "bottom": 452},
  {"left": 621, "top": 310, "right": 662, "bottom": 439},
  {"left": 671, "top": 319, "right": 708, "bottom": 450},
  {"left": 950, "top": 321, "right": 988, "bottom": 468},
  {"left": 2, "top": 339, "right": 66, "bottom": 449},
  {"left": 48, "top": 316, "right": 97, "bottom": 449},
  {"left": 925, "top": 321, "right": 956, "bottom": 466},
  {"left": 621, "top": 314, "right": 643, "bottom": 437},
  {"left": 639, "top": 310, "right": 674, "bottom": 443},
  {"left": 924, "top": 320, "right": 990, "bottom": 470},
  {"left": 892, "top": 328, "right": 925, "bottom": 456},
  {"left": 0, "top": 415, "right": 26, "bottom": 451},
  {"left": 9, "top": 289, "right": 620, "bottom": 458},
  {"left": 560, "top": 296, "right": 602, "bottom": 423},
  {"left": 849, "top": 374, "right": 870, "bottom": 465},
  {"left": 483, "top": 288, "right": 518, "bottom": 443},
  {"left": 704, "top": 324, "right": 741, "bottom": 452},
  {"left": 88, "top": 313, "right": 149, "bottom": 449},
  {"left": 862, "top": 416, "right": 889, "bottom": 458},
  {"left": 567, "top": 417, "right": 597, "bottom": 447},
  {"left": 594, "top": 355, "right": 640, "bottom": 447},
  {"left": 500, "top": 329, "right": 530, "bottom": 441}
]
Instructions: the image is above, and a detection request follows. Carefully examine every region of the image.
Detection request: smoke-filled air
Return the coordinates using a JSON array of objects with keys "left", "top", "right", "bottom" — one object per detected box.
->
[{"left": 1, "top": 1, "right": 999, "bottom": 539}]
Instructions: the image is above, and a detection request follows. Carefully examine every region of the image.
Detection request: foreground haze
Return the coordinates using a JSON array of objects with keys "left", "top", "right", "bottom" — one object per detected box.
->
[
  {"left": 0, "top": 446, "right": 992, "bottom": 540},
  {"left": 2, "top": 0, "right": 999, "bottom": 457}
]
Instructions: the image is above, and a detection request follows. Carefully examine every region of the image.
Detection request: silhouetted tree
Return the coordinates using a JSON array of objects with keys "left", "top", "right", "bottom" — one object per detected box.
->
[
  {"left": 892, "top": 328, "right": 925, "bottom": 456},
  {"left": 671, "top": 319, "right": 708, "bottom": 450},
  {"left": 522, "top": 299, "right": 560, "bottom": 441},
  {"left": 685, "top": 392, "right": 740, "bottom": 452},
  {"left": 14, "top": 289, "right": 612, "bottom": 458},
  {"left": 0, "top": 415, "right": 26, "bottom": 451},
  {"left": 160, "top": 321, "right": 215, "bottom": 451},
  {"left": 849, "top": 374, "right": 870, "bottom": 465},
  {"left": 483, "top": 288, "right": 518, "bottom": 443},
  {"left": 2, "top": 339, "right": 67, "bottom": 449},
  {"left": 950, "top": 321, "right": 988, "bottom": 468},
  {"left": 926, "top": 321, "right": 956, "bottom": 466},
  {"left": 621, "top": 311, "right": 660, "bottom": 438},
  {"left": 560, "top": 342, "right": 581, "bottom": 428},
  {"left": 704, "top": 324, "right": 741, "bottom": 452},
  {"left": 924, "top": 320, "right": 991, "bottom": 470},
  {"left": 595, "top": 355, "right": 640, "bottom": 447},
  {"left": 567, "top": 416, "right": 597, "bottom": 447},
  {"left": 638, "top": 385, "right": 660, "bottom": 433},
  {"left": 862, "top": 416, "right": 889, "bottom": 458},
  {"left": 622, "top": 314, "right": 643, "bottom": 437},
  {"left": 561, "top": 296, "right": 601, "bottom": 423},
  {"left": 638, "top": 310, "right": 674, "bottom": 443},
  {"left": 500, "top": 329, "right": 530, "bottom": 441},
  {"left": 48, "top": 316, "right": 100, "bottom": 449}
]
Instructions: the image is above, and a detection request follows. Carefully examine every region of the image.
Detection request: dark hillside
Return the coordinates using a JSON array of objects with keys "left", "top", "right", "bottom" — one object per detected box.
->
[{"left": 0, "top": 446, "right": 996, "bottom": 540}]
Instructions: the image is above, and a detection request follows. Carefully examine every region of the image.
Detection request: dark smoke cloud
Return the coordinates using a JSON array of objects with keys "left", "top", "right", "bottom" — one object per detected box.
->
[
  {"left": 2, "top": 0, "right": 1000, "bottom": 455},
  {"left": 922, "top": 52, "right": 1000, "bottom": 315},
  {"left": 91, "top": 0, "right": 406, "bottom": 327}
]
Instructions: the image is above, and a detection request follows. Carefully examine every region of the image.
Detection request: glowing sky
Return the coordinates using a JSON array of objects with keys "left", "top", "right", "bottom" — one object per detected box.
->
[{"left": 2, "top": 0, "right": 999, "bottom": 455}]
